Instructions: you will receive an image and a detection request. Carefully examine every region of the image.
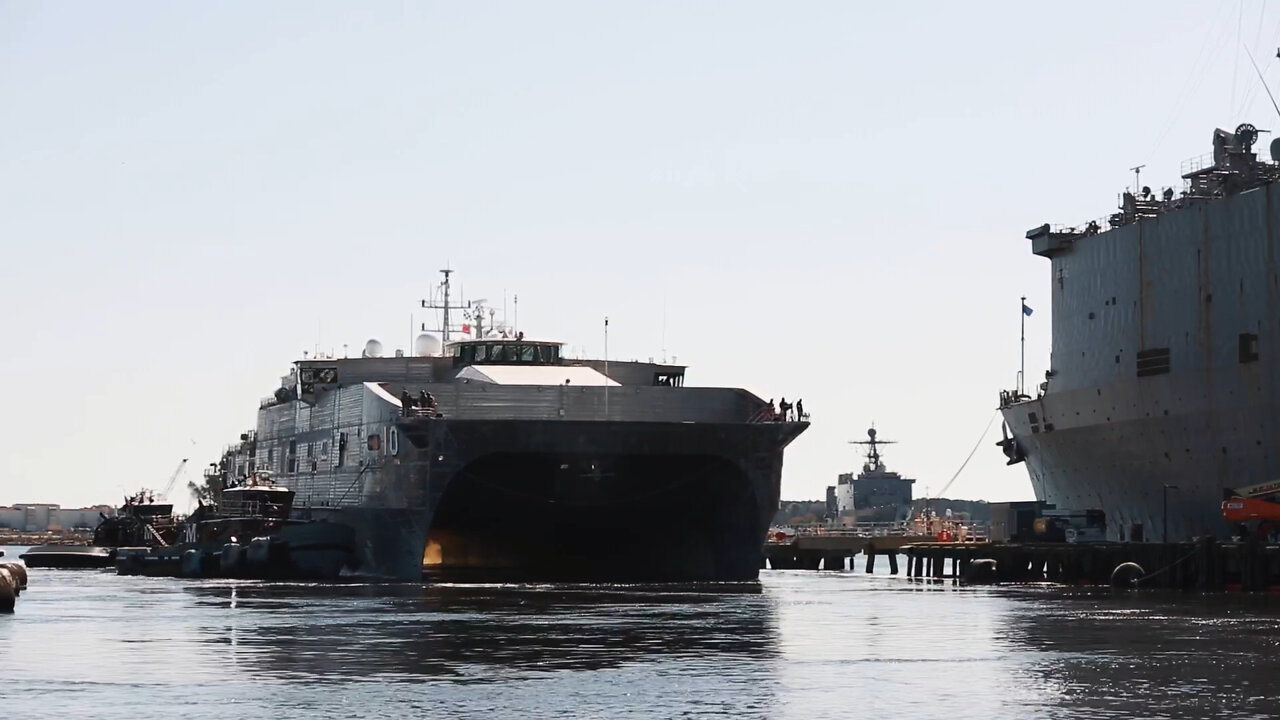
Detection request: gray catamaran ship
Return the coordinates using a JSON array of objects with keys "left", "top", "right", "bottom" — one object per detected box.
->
[
  {"left": 999, "top": 123, "right": 1280, "bottom": 542},
  {"left": 208, "top": 271, "right": 807, "bottom": 581}
]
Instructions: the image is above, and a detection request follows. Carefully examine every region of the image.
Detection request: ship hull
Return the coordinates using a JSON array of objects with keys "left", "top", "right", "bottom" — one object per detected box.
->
[
  {"left": 1004, "top": 156, "right": 1280, "bottom": 543},
  {"left": 1002, "top": 383, "right": 1280, "bottom": 541},
  {"left": 312, "top": 418, "right": 804, "bottom": 582}
]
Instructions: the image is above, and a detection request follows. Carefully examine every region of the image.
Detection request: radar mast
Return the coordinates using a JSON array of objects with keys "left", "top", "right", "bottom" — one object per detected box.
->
[
  {"left": 420, "top": 268, "right": 471, "bottom": 342},
  {"left": 849, "top": 427, "right": 896, "bottom": 473}
]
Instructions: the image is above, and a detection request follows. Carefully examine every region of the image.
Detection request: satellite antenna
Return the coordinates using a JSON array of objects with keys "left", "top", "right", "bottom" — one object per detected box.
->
[{"left": 414, "top": 333, "right": 443, "bottom": 356}]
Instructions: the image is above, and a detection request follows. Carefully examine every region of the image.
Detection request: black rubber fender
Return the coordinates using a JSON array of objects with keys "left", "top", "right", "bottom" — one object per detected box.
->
[
  {"left": 1111, "top": 561, "right": 1145, "bottom": 588},
  {"left": 181, "top": 549, "right": 204, "bottom": 578},
  {"left": 962, "top": 558, "right": 998, "bottom": 585},
  {"left": 0, "top": 562, "right": 27, "bottom": 592},
  {"left": 0, "top": 567, "right": 15, "bottom": 613}
]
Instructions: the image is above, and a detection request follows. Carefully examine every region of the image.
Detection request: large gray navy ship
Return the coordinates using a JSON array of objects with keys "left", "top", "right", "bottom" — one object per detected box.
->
[
  {"left": 208, "top": 271, "right": 807, "bottom": 581},
  {"left": 999, "top": 123, "right": 1280, "bottom": 542},
  {"left": 825, "top": 428, "right": 915, "bottom": 525}
]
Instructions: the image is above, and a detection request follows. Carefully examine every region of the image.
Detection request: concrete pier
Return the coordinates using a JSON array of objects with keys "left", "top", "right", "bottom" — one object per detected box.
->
[
  {"left": 763, "top": 534, "right": 937, "bottom": 574},
  {"left": 902, "top": 538, "right": 1280, "bottom": 591}
]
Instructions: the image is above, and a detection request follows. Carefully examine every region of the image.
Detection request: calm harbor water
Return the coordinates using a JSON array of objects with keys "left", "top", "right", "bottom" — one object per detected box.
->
[{"left": 2, "top": 546, "right": 1279, "bottom": 719}]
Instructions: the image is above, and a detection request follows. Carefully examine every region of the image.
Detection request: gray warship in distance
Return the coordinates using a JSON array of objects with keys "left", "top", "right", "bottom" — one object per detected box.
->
[
  {"left": 999, "top": 122, "right": 1280, "bottom": 542},
  {"left": 209, "top": 270, "right": 807, "bottom": 581}
]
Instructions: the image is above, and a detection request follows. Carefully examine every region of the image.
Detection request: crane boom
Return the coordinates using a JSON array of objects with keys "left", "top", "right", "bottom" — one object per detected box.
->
[
  {"left": 1229, "top": 480, "right": 1280, "bottom": 499},
  {"left": 160, "top": 458, "right": 189, "bottom": 500}
]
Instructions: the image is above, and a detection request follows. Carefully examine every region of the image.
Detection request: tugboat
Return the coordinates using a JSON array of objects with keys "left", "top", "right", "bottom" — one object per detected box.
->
[
  {"left": 116, "top": 471, "right": 357, "bottom": 580},
  {"left": 95, "top": 490, "right": 181, "bottom": 546},
  {"left": 20, "top": 488, "right": 181, "bottom": 569}
]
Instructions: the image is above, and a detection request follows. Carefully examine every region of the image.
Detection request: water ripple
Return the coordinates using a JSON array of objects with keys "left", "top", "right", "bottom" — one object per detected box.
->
[{"left": 5, "top": 550, "right": 1280, "bottom": 718}]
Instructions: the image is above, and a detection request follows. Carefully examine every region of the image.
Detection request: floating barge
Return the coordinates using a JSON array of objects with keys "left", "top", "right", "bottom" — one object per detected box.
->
[{"left": 18, "top": 545, "right": 114, "bottom": 569}]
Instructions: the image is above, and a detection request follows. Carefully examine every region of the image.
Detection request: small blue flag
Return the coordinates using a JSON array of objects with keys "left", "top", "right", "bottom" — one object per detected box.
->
[{"left": 1022, "top": 303, "right": 1034, "bottom": 316}]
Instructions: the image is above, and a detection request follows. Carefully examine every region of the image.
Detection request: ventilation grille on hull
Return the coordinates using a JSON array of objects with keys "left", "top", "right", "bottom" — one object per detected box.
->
[{"left": 1136, "top": 347, "right": 1171, "bottom": 377}]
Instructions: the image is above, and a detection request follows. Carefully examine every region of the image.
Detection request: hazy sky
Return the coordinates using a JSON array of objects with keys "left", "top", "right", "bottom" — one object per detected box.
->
[{"left": 1, "top": 0, "right": 1274, "bottom": 508}]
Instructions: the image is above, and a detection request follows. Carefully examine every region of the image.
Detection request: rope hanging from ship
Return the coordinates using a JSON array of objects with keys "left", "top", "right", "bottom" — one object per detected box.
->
[
  {"left": 1132, "top": 546, "right": 1202, "bottom": 586},
  {"left": 928, "top": 411, "right": 1000, "bottom": 502}
]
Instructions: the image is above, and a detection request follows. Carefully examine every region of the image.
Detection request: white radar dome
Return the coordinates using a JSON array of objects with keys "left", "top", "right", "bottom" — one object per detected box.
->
[
  {"left": 414, "top": 333, "right": 443, "bottom": 356},
  {"left": 362, "top": 339, "right": 384, "bottom": 358}
]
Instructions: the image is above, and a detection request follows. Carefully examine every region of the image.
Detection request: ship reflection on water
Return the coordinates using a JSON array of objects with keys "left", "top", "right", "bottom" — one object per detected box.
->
[
  {"left": 994, "top": 587, "right": 1280, "bottom": 719},
  {"left": 11, "top": 561, "right": 1280, "bottom": 719},
  {"left": 184, "top": 582, "right": 778, "bottom": 683}
]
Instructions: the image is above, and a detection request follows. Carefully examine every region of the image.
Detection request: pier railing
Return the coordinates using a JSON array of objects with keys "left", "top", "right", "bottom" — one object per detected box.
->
[{"left": 770, "top": 521, "right": 990, "bottom": 543}]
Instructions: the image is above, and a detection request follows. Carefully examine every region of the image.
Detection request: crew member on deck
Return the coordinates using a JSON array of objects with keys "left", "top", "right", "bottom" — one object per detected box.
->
[
  {"left": 400, "top": 389, "right": 413, "bottom": 416},
  {"left": 779, "top": 397, "right": 792, "bottom": 422},
  {"left": 420, "top": 390, "right": 438, "bottom": 415}
]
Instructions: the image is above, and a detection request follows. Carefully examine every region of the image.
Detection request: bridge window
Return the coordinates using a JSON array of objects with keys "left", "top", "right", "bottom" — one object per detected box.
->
[{"left": 453, "top": 341, "right": 563, "bottom": 367}]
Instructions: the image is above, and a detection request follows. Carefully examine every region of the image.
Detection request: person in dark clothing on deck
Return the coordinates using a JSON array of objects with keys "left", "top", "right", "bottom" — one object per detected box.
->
[
  {"left": 779, "top": 397, "right": 792, "bottom": 422},
  {"left": 418, "top": 390, "right": 438, "bottom": 416},
  {"left": 795, "top": 399, "right": 805, "bottom": 420},
  {"left": 400, "top": 390, "right": 414, "bottom": 416}
]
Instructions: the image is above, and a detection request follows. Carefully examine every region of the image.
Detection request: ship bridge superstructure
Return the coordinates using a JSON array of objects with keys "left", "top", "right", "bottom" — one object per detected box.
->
[{"left": 1026, "top": 123, "right": 1280, "bottom": 262}]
